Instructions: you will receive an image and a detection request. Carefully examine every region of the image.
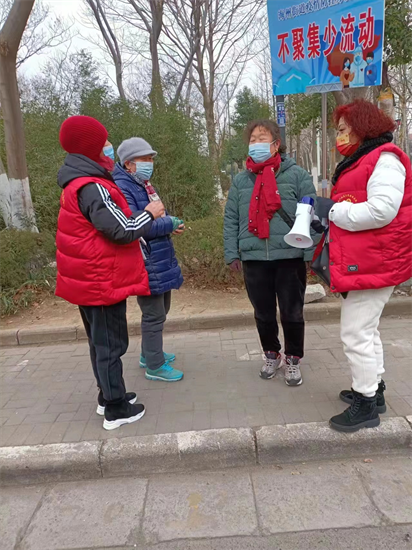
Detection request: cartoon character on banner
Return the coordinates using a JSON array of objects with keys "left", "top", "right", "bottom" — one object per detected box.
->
[
  {"left": 365, "top": 51, "right": 377, "bottom": 86},
  {"left": 350, "top": 47, "right": 367, "bottom": 87},
  {"left": 340, "top": 57, "right": 354, "bottom": 89}
]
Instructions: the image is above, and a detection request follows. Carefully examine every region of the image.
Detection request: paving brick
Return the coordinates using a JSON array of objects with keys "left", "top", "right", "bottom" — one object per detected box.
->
[
  {"left": 24, "top": 423, "right": 55, "bottom": 445},
  {"left": 5, "top": 423, "right": 34, "bottom": 445},
  {"left": 135, "top": 414, "right": 158, "bottom": 436},
  {"left": 22, "top": 412, "right": 59, "bottom": 425},
  {"left": 386, "top": 397, "right": 412, "bottom": 416},
  {"left": 211, "top": 408, "right": 230, "bottom": 429},
  {"left": 0, "top": 425, "right": 18, "bottom": 446},
  {"left": 62, "top": 421, "right": 87, "bottom": 443},
  {"left": 81, "top": 418, "right": 105, "bottom": 440},
  {"left": 0, "top": 318, "right": 410, "bottom": 444},
  {"left": 173, "top": 411, "right": 194, "bottom": 432},
  {"left": 192, "top": 409, "right": 211, "bottom": 431},
  {"left": 42, "top": 421, "right": 70, "bottom": 444}
]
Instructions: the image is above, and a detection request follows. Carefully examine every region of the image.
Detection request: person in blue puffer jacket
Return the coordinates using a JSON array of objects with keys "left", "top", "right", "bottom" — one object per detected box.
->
[{"left": 113, "top": 137, "right": 184, "bottom": 382}]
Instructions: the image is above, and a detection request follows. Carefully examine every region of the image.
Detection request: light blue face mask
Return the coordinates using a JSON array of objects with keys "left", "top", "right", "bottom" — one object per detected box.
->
[
  {"left": 103, "top": 145, "right": 115, "bottom": 161},
  {"left": 133, "top": 161, "right": 154, "bottom": 181},
  {"left": 248, "top": 141, "right": 274, "bottom": 163}
]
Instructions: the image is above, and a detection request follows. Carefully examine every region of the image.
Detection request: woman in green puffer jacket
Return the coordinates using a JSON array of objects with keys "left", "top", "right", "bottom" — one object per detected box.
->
[{"left": 224, "top": 119, "right": 319, "bottom": 387}]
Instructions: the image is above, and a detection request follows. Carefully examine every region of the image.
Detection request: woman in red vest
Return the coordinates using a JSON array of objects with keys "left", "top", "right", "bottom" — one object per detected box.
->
[
  {"left": 56, "top": 116, "right": 164, "bottom": 430},
  {"left": 315, "top": 100, "right": 411, "bottom": 433}
]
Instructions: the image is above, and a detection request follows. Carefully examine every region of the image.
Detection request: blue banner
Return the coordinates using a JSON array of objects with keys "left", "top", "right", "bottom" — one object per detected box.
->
[{"left": 267, "top": 0, "right": 385, "bottom": 95}]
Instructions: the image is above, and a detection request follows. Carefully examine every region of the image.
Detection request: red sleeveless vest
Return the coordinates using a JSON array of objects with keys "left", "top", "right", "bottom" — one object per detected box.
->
[
  {"left": 56, "top": 176, "right": 150, "bottom": 306},
  {"left": 329, "top": 144, "right": 412, "bottom": 293}
]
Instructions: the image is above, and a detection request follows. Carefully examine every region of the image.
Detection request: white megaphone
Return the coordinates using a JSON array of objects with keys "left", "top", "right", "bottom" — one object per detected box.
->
[{"left": 284, "top": 196, "right": 314, "bottom": 249}]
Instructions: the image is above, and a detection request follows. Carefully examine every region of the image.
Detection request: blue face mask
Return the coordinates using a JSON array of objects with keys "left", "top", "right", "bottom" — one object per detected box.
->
[
  {"left": 103, "top": 145, "right": 115, "bottom": 161},
  {"left": 133, "top": 161, "right": 153, "bottom": 181},
  {"left": 367, "top": 58, "right": 373, "bottom": 65},
  {"left": 248, "top": 142, "right": 274, "bottom": 163}
]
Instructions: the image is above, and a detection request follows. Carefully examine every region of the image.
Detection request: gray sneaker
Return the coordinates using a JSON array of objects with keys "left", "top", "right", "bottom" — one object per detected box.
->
[
  {"left": 284, "top": 356, "right": 303, "bottom": 386},
  {"left": 260, "top": 353, "right": 282, "bottom": 380}
]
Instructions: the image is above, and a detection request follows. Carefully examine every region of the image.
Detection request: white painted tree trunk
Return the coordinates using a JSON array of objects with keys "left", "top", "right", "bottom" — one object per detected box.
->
[
  {"left": 0, "top": 175, "right": 38, "bottom": 231},
  {"left": 0, "top": 0, "right": 38, "bottom": 232}
]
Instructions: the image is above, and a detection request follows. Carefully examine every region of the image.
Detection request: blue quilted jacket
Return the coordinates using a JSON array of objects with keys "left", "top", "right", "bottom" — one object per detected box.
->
[{"left": 112, "top": 163, "right": 183, "bottom": 295}]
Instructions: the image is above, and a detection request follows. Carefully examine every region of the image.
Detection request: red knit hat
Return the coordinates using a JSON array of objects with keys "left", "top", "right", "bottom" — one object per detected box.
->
[{"left": 59, "top": 116, "right": 108, "bottom": 162}]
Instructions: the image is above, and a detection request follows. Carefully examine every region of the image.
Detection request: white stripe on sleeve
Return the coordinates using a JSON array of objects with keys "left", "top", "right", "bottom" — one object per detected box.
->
[{"left": 96, "top": 184, "right": 151, "bottom": 230}]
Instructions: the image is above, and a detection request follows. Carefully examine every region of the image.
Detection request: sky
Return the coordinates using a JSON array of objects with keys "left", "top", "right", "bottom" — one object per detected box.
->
[
  {"left": 21, "top": 0, "right": 258, "bottom": 99},
  {"left": 22, "top": 0, "right": 114, "bottom": 79}
]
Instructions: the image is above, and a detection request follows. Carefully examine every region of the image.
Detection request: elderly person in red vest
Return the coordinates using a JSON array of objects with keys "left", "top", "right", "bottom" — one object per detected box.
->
[
  {"left": 315, "top": 100, "right": 411, "bottom": 433},
  {"left": 56, "top": 116, "right": 164, "bottom": 430}
]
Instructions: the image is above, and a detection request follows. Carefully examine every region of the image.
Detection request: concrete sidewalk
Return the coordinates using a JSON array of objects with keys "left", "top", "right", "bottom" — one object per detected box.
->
[
  {"left": 2, "top": 455, "right": 412, "bottom": 550},
  {"left": 1, "top": 317, "right": 411, "bottom": 447}
]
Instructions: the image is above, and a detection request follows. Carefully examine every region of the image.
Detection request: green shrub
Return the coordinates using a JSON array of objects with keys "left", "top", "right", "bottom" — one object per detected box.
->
[
  {"left": 0, "top": 230, "right": 56, "bottom": 315},
  {"left": 173, "top": 216, "right": 243, "bottom": 289}
]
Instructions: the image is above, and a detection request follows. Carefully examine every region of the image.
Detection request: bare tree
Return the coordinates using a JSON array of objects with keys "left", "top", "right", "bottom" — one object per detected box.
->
[
  {"left": 390, "top": 63, "right": 412, "bottom": 154},
  {"left": 163, "top": 0, "right": 264, "bottom": 167},
  {"left": 84, "top": 0, "right": 127, "bottom": 100},
  {"left": 0, "top": 0, "right": 71, "bottom": 68},
  {"left": 0, "top": 0, "right": 37, "bottom": 231}
]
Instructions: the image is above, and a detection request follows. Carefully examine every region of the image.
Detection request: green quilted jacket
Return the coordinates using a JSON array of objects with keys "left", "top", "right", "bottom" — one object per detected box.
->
[{"left": 224, "top": 156, "right": 319, "bottom": 264}]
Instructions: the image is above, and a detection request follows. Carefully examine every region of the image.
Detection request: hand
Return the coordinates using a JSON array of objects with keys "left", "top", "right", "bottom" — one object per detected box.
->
[
  {"left": 311, "top": 218, "right": 325, "bottom": 234},
  {"left": 173, "top": 223, "right": 185, "bottom": 235},
  {"left": 314, "top": 197, "right": 334, "bottom": 221},
  {"left": 145, "top": 201, "right": 165, "bottom": 219},
  {"left": 170, "top": 216, "right": 184, "bottom": 231},
  {"left": 229, "top": 259, "right": 242, "bottom": 272}
]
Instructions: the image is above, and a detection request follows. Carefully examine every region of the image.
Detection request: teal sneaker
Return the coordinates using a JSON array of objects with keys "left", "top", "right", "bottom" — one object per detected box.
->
[
  {"left": 145, "top": 363, "right": 184, "bottom": 382},
  {"left": 140, "top": 352, "right": 176, "bottom": 368}
]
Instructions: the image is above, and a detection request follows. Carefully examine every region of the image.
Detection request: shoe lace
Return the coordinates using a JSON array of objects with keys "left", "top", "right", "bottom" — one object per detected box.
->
[
  {"left": 163, "top": 364, "right": 173, "bottom": 372},
  {"left": 285, "top": 358, "right": 300, "bottom": 377},
  {"left": 348, "top": 394, "right": 362, "bottom": 418},
  {"left": 264, "top": 357, "right": 278, "bottom": 371}
]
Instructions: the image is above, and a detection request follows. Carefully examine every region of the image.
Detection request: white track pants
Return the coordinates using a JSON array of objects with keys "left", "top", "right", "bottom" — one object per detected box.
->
[{"left": 340, "top": 286, "right": 394, "bottom": 396}]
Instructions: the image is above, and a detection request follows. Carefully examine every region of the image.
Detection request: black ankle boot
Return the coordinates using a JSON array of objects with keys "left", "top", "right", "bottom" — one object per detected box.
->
[
  {"left": 103, "top": 399, "right": 145, "bottom": 431},
  {"left": 330, "top": 391, "right": 380, "bottom": 432},
  {"left": 96, "top": 389, "right": 137, "bottom": 416},
  {"left": 339, "top": 380, "right": 386, "bottom": 414}
]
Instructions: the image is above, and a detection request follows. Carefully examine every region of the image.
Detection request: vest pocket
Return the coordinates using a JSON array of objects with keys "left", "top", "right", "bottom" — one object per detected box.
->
[{"left": 339, "top": 231, "right": 386, "bottom": 276}]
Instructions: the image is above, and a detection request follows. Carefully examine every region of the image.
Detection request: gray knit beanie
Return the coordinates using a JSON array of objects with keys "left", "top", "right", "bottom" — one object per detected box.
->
[{"left": 117, "top": 137, "right": 157, "bottom": 165}]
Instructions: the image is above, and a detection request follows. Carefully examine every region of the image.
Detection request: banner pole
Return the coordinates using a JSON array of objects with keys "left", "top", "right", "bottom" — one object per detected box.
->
[
  {"left": 321, "top": 92, "right": 328, "bottom": 198},
  {"left": 276, "top": 94, "right": 287, "bottom": 147}
]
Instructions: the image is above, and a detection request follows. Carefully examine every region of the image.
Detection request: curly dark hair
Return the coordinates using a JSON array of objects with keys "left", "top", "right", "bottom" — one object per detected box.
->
[
  {"left": 244, "top": 119, "right": 287, "bottom": 153},
  {"left": 333, "top": 99, "right": 396, "bottom": 141}
]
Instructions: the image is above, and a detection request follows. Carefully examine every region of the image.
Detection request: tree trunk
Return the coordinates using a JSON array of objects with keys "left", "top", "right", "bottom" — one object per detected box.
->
[
  {"left": 296, "top": 133, "right": 301, "bottom": 166},
  {"left": 328, "top": 127, "right": 337, "bottom": 179},
  {"left": 333, "top": 86, "right": 369, "bottom": 106},
  {"left": 0, "top": 0, "right": 37, "bottom": 231},
  {"left": 115, "top": 61, "right": 126, "bottom": 101},
  {"left": 311, "top": 122, "right": 317, "bottom": 168},
  {"left": 149, "top": 34, "right": 163, "bottom": 110},
  {"left": 184, "top": 65, "right": 194, "bottom": 117},
  {"left": 203, "top": 94, "right": 218, "bottom": 166}
]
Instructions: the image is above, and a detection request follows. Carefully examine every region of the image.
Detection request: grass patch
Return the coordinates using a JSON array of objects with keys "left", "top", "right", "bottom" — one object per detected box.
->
[
  {"left": 0, "top": 230, "right": 56, "bottom": 316},
  {"left": 173, "top": 216, "right": 243, "bottom": 289}
]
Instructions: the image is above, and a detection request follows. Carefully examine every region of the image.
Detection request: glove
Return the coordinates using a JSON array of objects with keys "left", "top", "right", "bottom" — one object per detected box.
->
[
  {"left": 170, "top": 216, "right": 184, "bottom": 231},
  {"left": 311, "top": 216, "right": 325, "bottom": 234},
  {"left": 314, "top": 197, "right": 334, "bottom": 221},
  {"left": 229, "top": 259, "right": 242, "bottom": 272}
]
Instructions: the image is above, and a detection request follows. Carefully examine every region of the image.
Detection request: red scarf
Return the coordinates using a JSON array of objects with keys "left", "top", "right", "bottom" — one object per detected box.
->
[{"left": 246, "top": 154, "right": 282, "bottom": 239}]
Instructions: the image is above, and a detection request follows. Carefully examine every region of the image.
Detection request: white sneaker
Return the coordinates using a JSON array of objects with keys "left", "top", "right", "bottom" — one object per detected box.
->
[
  {"left": 260, "top": 353, "right": 282, "bottom": 380},
  {"left": 284, "top": 356, "right": 303, "bottom": 386}
]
